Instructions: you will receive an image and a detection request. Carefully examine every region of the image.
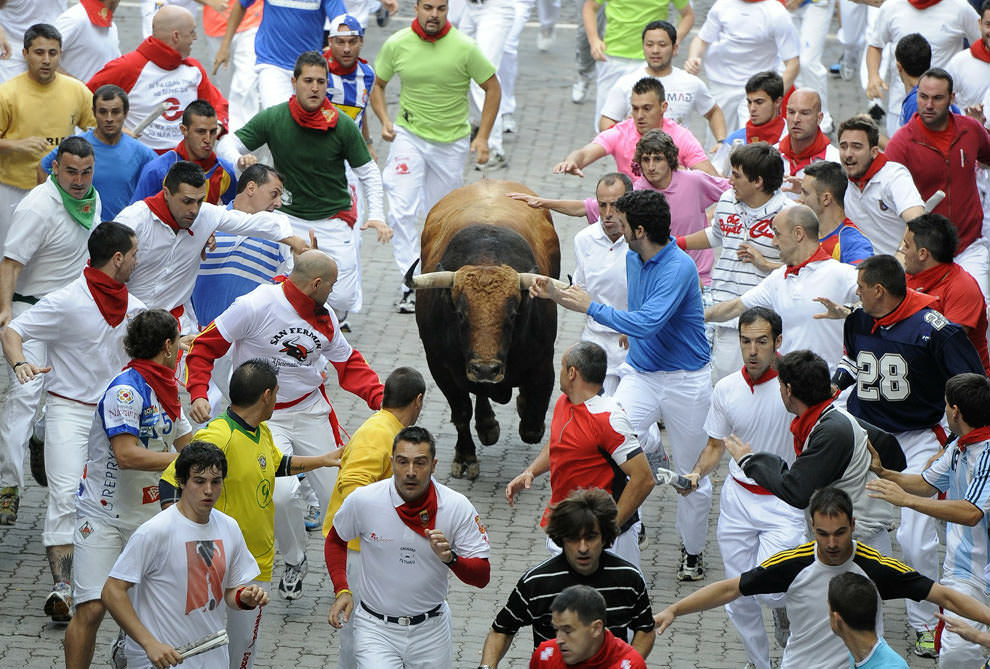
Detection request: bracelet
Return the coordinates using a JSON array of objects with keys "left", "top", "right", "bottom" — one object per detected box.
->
[
  {"left": 234, "top": 586, "right": 256, "bottom": 610},
  {"left": 444, "top": 551, "right": 458, "bottom": 568},
  {"left": 336, "top": 588, "right": 352, "bottom": 598},
  {"left": 12, "top": 361, "right": 28, "bottom": 369}
]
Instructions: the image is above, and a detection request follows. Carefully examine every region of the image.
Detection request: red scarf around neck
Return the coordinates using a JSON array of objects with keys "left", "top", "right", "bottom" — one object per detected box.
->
[
  {"left": 411, "top": 18, "right": 452, "bottom": 42},
  {"left": 791, "top": 397, "right": 834, "bottom": 455},
  {"left": 136, "top": 36, "right": 191, "bottom": 71},
  {"left": 326, "top": 56, "right": 367, "bottom": 76},
  {"left": 279, "top": 277, "right": 335, "bottom": 341},
  {"left": 144, "top": 191, "right": 192, "bottom": 236},
  {"left": 971, "top": 39, "right": 990, "bottom": 63},
  {"left": 174, "top": 140, "right": 227, "bottom": 205},
  {"left": 81, "top": 0, "right": 113, "bottom": 27},
  {"left": 779, "top": 129, "right": 832, "bottom": 173},
  {"left": 907, "top": 0, "right": 941, "bottom": 8},
  {"left": 288, "top": 95, "right": 338, "bottom": 131},
  {"left": 746, "top": 115, "right": 786, "bottom": 145},
  {"left": 84, "top": 265, "right": 127, "bottom": 327},
  {"left": 742, "top": 365, "right": 779, "bottom": 393},
  {"left": 958, "top": 426, "right": 990, "bottom": 451},
  {"left": 784, "top": 245, "right": 831, "bottom": 278},
  {"left": 849, "top": 152, "right": 887, "bottom": 191},
  {"left": 906, "top": 262, "right": 952, "bottom": 294},
  {"left": 124, "top": 358, "right": 181, "bottom": 421},
  {"left": 870, "top": 290, "right": 937, "bottom": 334},
  {"left": 394, "top": 480, "right": 439, "bottom": 537}
]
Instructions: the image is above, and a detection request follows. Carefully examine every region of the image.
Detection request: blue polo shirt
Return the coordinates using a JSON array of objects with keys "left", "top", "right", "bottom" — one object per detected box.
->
[{"left": 587, "top": 238, "right": 710, "bottom": 372}]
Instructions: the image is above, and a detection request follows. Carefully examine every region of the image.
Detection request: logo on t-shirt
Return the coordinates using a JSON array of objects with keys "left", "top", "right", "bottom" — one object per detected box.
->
[
  {"left": 270, "top": 328, "right": 322, "bottom": 366},
  {"left": 540, "top": 646, "right": 555, "bottom": 661},
  {"left": 185, "top": 539, "right": 227, "bottom": 615}
]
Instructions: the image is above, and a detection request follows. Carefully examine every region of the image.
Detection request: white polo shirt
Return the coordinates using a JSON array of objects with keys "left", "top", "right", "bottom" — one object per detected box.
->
[
  {"left": 741, "top": 257, "right": 859, "bottom": 371},
  {"left": 9, "top": 275, "right": 146, "bottom": 404},
  {"left": 867, "top": 0, "right": 979, "bottom": 69},
  {"left": 601, "top": 66, "right": 716, "bottom": 126},
  {"left": 697, "top": 0, "right": 800, "bottom": 87},
  {"left": 844, "top": 159, "right": 924, "bottom": 256},
  {"left": 945, "top": 49, "right": 990, "bottom": 109},
  {"left": 115, "top": 201, "right": 292, "bottom": 311},
  {"left": 333, "top": 478, "right": 490, "bottom": 616},
  {"left": 54, "top": 2, "right": 121, "bottom": 82},
  {"left": 573, "top": 222, "right": 627, "bottom": 366},
  {"left": 3, "top": 178, "right": 100, "bottom": 299}
]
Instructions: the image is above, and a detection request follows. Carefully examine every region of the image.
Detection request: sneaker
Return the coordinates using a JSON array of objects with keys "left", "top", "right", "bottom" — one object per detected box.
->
[
  {"left": 537, "top": 26, "right": 555, "bottom": 52},
  {"left": 914, "top": 630, "right": 937, "bottom": 658},
  {"left": 829, "top": 62, "right": 842, "bottom": 78},
  {"left": 111, "top": 629, "right": 127, "bottom": 669},
  {"left": 772, "top": 607, "right": 790, "bottom": 648},
  {"left": 840, "top": 58, "right": 856, "bottom": 81},
  {"left": 637, "top": 523, "right": 648, "bottom": 550},
  {"left": 868, "top": 103, "right": 886, "bottom": 123},
  {"left": 0, "top": 486, "right": 18, "bottom": 525},
  {"left": 44, "top": 581, "right": 72, "bottom": 622},
  {"left": 571, "top": 78, "right": 590, "bottom": 104},
  {"left": 677, "top": 548, "right": 704, "bottom": 581},
  {"left": 375, "top": 5, "right": 390, "bottom": 27},
  {"left": 304, "top": 504, "right": 322, "bottom": 532},
  {"left": 502, "top": 113, "right": 517, "bottom": 134},
  {"left": 394, "top": 290, "right": 416, "bottom": 314},
  {"left": 475, "top": 152, "right": 508, "bottom": 172},
  {"left": 278, "top": 556, "right": 308, "bottom": 600}
]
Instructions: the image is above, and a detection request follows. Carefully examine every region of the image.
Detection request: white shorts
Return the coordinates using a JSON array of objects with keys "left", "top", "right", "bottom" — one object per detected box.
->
[{"left": 72, "top": 514, "right": 133, "bottom": 605}]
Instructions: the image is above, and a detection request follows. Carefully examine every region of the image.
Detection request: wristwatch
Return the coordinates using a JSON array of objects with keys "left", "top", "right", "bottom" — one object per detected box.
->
[{"left": 478, "top": 665, "right": 492, "bottom": 669}]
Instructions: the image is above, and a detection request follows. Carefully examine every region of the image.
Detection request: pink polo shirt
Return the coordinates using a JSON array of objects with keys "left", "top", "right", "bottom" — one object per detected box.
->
[{"left": 592, "top": 117, "right": 708, "bottom": 179}]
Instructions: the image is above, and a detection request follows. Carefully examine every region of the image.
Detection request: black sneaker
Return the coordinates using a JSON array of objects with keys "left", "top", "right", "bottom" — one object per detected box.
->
[
  {"left": 677, "top": 548, "right": 704, "bottom": 581},
  {"left": 376, "top": 5, "right": 390, "bottom": 27}
]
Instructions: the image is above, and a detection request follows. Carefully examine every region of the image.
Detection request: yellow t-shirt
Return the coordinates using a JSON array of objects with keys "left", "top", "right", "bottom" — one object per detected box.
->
[
  {"left": 323, "top": 409, "right": 403, "bottom": 549},
  {"left": 0, "top": 72, "right": 97, "bottom": 190},
  {"left": 160, "top": 412, "right": 283, "bottom": 581}
]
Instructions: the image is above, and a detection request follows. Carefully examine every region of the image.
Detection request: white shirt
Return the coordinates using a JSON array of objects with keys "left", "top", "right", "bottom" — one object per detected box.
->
[
  {"left": 0, "top": 0, "right": 66, "bottom": 67},
  {"left": 333, "top": 478, "right": 490, "bottom": 615},
  {"left": 867, "top": 0, "right": 979, "bottom": 70},
  {"left": 54, "top": 3, "right": 121, "bottom": 82},
  {"left": 214, "top": 282, "right": 354, "bottom": 406},
  {"left": 110, "top": 505, "right": 261, "bottom": 669},
  {"left": 9, "top": 275, "right": 145, "bottom": 403},
  {"left": 741, "top": 258, "right": 859, "bottom": 371},
  {"left": 115, "top": 201, "right": 293, "bottom": 312},
  {"left": 573, "top": 222, "right": 627, "bottom": 360},
  {"left": 697, "top": 0, "right": 800, "bottom": 86},
  {"left": 600, "top": 66, "right": 716, "bottom": 126},
  {"left": 3, "top": 178, "right": 100, "bottom": 298},
  {"left": 945, "top": 48, "right": 990, "bottom": 109},
  {"left": 844, "top": 160, "right": 924, "bottom": 256}
]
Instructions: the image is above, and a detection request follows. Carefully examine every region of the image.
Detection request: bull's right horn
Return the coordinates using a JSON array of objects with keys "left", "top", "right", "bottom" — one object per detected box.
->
[
  {"left": 410, "top": 271, "right": 456, "bottom": 290},
  {"left": 518, "top": 273, "right": 570, "bottom": 291}
]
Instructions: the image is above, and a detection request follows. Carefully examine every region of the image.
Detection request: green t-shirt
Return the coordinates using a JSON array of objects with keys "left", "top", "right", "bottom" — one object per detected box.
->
[
  {"left": 235, "top": 103, "right": 370, "bottom": 220},
  {"left": 598, "top": 0, "right": 690, "bottom": 59},
  {"left": 374, "top": 26, "right": 495, "bottom": 144}
]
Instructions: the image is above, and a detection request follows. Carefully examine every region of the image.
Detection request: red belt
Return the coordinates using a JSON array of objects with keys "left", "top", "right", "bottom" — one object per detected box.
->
[
  {"left": 731, "top": 475, "right": 773, "bottom": 495},
  {"left": 273, "top": 385, "right": 347, "bottom": 446},
  {"left": 48, "top": 391, "right": 97, "bottom": 407}
]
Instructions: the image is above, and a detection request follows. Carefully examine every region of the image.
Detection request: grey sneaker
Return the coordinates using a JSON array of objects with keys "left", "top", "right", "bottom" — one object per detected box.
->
[
  {"left": 474, "top": 152, "right": 508, "bottom": 171},
  {"left": 914, "top": 629, "right": 937, "bottom": 658},
  {"left": 677, "top": 548, "right": 704, "bottom": 581},
  {"left": 278, "top": 556, "right": 308, "bottom": 600},
  {"left": 394, "top": 290, "right": 416, "bottom": 314},
  {"left": 44, "top": 581, "right": 72, "bottom": 622},
  {"left": 111, "top": 629, "right": 127, "bottom": 668},
  {"left": 772, "top": 607, "right": 790, "bottom": 648},
  {"left": 0, "top": 487, "right": 18, "bottom": 525}
]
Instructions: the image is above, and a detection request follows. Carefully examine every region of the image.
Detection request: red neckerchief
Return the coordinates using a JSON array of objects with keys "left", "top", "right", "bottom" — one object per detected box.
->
[
  {"left": 394, "top": 480, "right": 438, "bottom": 537},
  {"left": 958, "top": 426, "right": 990, "bottom": 452},
  {"left": 277, "top": 276, "right": 335, "bottom": 341},
  {"left": 143, "top": 191, "right": 192, "bottom": 236},
  {"left": 124, "top": 357, "right": 181, "bottom": 421},
  {"left": 908, "top": 0, "right": 941, "bottom": 8},
  {"left": 741, "top": 365, "right": 778, "bottom": 393},
  {"left": 784, "top": 245, "right": 831, "bottom": 278},
  {"left": 411, "top": 18, "right": 451, "bottom": 42},
  {"left": 174, "top": 140, "right": 226, "bottom": 205},
  {"left": 325, "top": 55, "right": 367, "bottom": 76},
  {"left": 970, "top": 39, "right": 990, "bottom": 63},
  {"left": 746, "top": 115, "right": 786, "bottom": 145},
  {"left": 84, "top": 265, "right": 127, "bottom": 327},
  {"left": 135, "top": 36, "right": 191, "bottom": 70},
  {"left": 906, "top": 262, "right": 953, "bottom": 294},
  {"left": 779, "top": 129, "right": 832, "bottom": 173},
  {"left": 81, "top": 0, "right": 113, "bottom": 27},
  {"left": 870, "top": 290, "right": 937, "bottom": 334},
  {"left": 288, "top": 95, "right": 338, "bottom": 131},
  {"left": 791, "top": 397, "right": 834, "bottom": 455},
  {"left": 849, "top": 152, "right": 888, "bottom": 191}
]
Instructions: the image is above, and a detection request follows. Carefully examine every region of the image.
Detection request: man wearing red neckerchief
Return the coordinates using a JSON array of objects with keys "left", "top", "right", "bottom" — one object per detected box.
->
[
  {"left": 945, "top": 3, "right": 990, "bottom": 111},
  {"left": 326, "top": 426, "right": 490, "bottom": 667},
  {"left": 866, "top": 373, "right": 990, "bottom": 666},
  {"left": 714, "top": 71, "right": 787, "bottom": 173},
  {"left": 53, "top": 0, "right": 121, "bottom": 82},
  {"left": 777, "top": 89, "right": 840, "bottom": 199},
  {"left": 799, "top": 160, "right": 874, "bottom": 266},
  {"left": 132, "top": 99, "right": 237, "bottom": 206}
]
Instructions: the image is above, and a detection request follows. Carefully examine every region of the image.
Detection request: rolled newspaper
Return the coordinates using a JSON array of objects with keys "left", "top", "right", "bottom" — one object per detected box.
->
[
  {"left": 131, "top": 101, "right": 170, "bottom": 138},
  {"left": 923, "top": 190, "right": 946, "bottom": 214},
  {"left": 176, "top": 629, "right": 229, "bottom": 659}
]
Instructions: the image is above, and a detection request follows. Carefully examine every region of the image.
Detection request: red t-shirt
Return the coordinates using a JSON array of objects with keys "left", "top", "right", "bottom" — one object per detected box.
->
[
  {"left": 530, "top": 630, "right": 646, "bottom": 669},
  {"left": 914, "top": 114, "right": 956, "bottom": 158}
]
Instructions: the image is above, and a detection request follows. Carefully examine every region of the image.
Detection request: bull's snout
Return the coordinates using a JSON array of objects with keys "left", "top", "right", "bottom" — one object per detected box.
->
[{"left": 467, "top": 359, "right": 505, "bottom": 383}]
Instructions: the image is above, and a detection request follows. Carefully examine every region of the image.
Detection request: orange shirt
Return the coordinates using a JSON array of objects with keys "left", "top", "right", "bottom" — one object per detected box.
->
[{"left": 203, "top": 2, "right": 263, "bottom": 38}]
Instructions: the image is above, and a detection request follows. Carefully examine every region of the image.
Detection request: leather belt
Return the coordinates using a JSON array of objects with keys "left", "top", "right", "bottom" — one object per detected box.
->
[
  {"left": 361, "top": 601, "right": 442, "bottom": 626},
  {"left": 12, "top": 292, "right": 38, "bottom": 305}
]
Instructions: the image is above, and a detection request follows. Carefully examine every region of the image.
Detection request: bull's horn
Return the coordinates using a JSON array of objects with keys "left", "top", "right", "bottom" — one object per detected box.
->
[
  {"left": 410, "top": 271, "right": 456, "bottom": 290},
  {"left": 402, "top": 259, "right": 421, "bottom": 291},
  {"left": 518, "top": 273, "right": 570, "bottom": 291}
]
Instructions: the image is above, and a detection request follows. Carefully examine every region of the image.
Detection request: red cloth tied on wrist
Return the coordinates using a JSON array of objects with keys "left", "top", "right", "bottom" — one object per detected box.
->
[
  {"left": 395, "top": 481, "right": 438, "bottom": 537},
  {"left": 288, "top": 95, "right": 338, "bottom": 131},
  {"left": 84, "top": 265, "right": 128, "bottom": 327},
  {"left": 411, "top": 18, "right": 451, "bottom": 42},
  {"left": 124, "top": 357, "right": 181, "bottom": 421}
]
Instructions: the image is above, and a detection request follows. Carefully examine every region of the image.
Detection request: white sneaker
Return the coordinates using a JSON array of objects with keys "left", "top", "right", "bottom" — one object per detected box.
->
[
  {"left": 278, "top": 556, "right": 308, "bottom": 600},
  {"left": 394, "top": 290, "right": 416, "bottom": 314},
  {"left": 537, "top": 27, "right": 555, "bottom": 52},
  {"left": 571, "top": 78, "right": 590, "bottom": 104},
  {"left": 502, "top": 113, "right": 517, "bottom": 134},
  {"left": 475, "top": 153, "right": 508, "bottom": 171}
]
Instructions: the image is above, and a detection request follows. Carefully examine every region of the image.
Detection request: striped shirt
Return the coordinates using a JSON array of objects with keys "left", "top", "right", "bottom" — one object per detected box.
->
[
  {"left": 491, "top": 551, "right": 653, "bottom": 647},
  {"left": 327, "top": 60, "right": 375, "bottom": 128},
  {"left": 923, "top": 437, "right": 990, "bottom": 594}
]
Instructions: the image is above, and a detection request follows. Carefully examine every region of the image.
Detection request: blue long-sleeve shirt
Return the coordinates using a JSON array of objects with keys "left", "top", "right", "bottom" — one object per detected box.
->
[{"left": 587, "top": 238, "right": 710, "bottom": 372}]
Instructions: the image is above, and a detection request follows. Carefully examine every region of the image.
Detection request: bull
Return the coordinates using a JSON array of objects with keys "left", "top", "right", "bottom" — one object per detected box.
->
[{"left": 406, "top": 180, "right": 566, "bottom": 479}]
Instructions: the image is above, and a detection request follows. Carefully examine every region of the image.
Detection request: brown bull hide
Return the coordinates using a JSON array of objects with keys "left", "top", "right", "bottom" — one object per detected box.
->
[{"left": 451, "top": 264, "right": 519, "bottom": 371}]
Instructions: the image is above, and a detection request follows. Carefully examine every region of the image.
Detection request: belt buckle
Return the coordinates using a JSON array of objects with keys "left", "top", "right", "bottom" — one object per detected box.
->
[{"left": 397, "top": 616, "right": 412, "bottom": 626}]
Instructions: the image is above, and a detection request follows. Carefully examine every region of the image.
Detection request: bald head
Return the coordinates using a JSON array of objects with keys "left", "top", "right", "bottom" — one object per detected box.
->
[
  {"left": 152, "top": 6, "right": 196, "bottom": 57},
  {"left": 292, "top": 250, "right": 337, "bottom": 283},
  {"left": 791, "top": 88, "right": 822, "bottom": 114},
  {"left": 786, "top": 89, "right": 824, "bottom": 144},
  {"left": 783, "top": 204, "right": 820, "bottom": 239}
]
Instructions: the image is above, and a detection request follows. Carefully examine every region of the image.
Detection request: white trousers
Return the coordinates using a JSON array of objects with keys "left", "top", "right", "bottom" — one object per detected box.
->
[
  {"left": 895, "top": 428, "right": 943, "bottom": 632},
  {"left": 382, "top": 127, "right": 468, "bottom": 282},
  {"left": 284, "top": 213, "right": 363, "bottom": 314},
  {"left": 938, "top": 577, "right": 990, "bottom": 668},
  {"left": 547, "top": 521, "right": 642, "bottom": 570},
  {"left": 0, "top": 182, "right": 29, "bottom": 255},
  {"left": 711, "top": 324, "right": 743, "bottom": 385},
  {"left": 536, "top": 0, "right": 560, "bottom": 27},
  {"left": 707, "top": 82, "right": 749, "bottom": 139},
  {"left": 227, "top": 579, "right": 268, "bottom": 669},
  {"left": 0, "top": 300, "right": 46, "bottom": 489},
  {"left": 613, "top": 364, "right": 713, "bottom": 555},
  {"left": 956, "top": 238, "right": 990, "bottom": 302},
  {"left": 717, "top": 478, "right": 807, "bottom": 669},
  {"left": 458, "top": 0, "right": 515, "bottom": 153},
  {"left": 353, "top": 601, "right": 452, "bottom": 668},
  {"left": 836, "top": 0, "right": 869, "bottom": 56},
  {"left": 594, "top": 56, "right": 642, "bottom": 131},
  {"left": 43, "top": 395, "right": 95, "bottom": 547},
  {"left": 207, "top": 30, "right": 261, "bottom": 132},
  {"left": 257, "top": 64, "right": 295, "bottom": 110},
  {"left": 497, "top": 0, "right": 534, "bottom": 117},
  {"left": 337, "top": 547, "right": 364, "bottom": 669},
  {"left": 792, "top": 0, "right": 836, "bottom": 130}
]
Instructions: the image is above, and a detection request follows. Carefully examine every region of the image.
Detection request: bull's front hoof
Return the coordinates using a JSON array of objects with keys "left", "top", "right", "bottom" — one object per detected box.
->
[
  {"left": 450, "top": 460, "right": 466, "bottom": 479},
  {"left": 475, "top": 418, "right": 500, "bottom": 446},
  {"left": 519, "top": 421, "right": 546, "bottom": 444},
  {"left": 450, "top": 459, "right": 481, "bottom": 480}
]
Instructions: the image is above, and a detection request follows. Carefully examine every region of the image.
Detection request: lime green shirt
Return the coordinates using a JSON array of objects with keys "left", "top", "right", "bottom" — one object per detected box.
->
[
  {"left": 374, "top": 26, "right": 495, "bottom": 144},
  {"left": 598, "top": 0, "right": 691, "bottom": 59}
]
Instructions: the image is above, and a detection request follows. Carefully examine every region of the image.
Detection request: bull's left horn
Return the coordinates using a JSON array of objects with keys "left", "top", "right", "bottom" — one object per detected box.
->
[
  {"left": 518, "top": 273, "right": 570, "bottom": 291},
  {"left": 411, "top": 271, "right": 456, "bottom": 290},
  {"left": 402, "top": 259, "right": 421, "bottom": 291}
]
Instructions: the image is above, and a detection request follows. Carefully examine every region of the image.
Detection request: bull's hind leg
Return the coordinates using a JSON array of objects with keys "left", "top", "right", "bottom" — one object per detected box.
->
[
  {"left": 474, "top": 394, "right": 500, "bottom": 446},
  {"left": 516, "top": 359, "right": 554, "bottom": 444}
]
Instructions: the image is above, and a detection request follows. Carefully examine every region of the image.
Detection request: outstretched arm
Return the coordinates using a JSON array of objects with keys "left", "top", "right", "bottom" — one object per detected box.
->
[{"left": 655, "top": 577, "right": 743, "bottom": 634}]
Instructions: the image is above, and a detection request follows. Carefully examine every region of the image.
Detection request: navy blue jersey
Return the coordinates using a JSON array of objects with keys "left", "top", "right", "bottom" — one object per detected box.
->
[{"left": 835, "top": 306, "right": 984, "bottom": 432}]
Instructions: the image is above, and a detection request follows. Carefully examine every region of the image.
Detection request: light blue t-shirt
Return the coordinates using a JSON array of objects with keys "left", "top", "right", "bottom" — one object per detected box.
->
[
  {"left": 244, "top": 0, "right": 345, "bottom": 70},
  {"left": 40, "top": 130, "right": 158, "bottom": 221},
  {"left": 850, "top": 638, "right": 908, "bottom": 668}
]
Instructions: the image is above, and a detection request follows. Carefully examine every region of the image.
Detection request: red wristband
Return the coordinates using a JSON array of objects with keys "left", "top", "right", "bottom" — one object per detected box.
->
[
  {"left": 675, "top": 236, "right": 687, "bottom": 250},
  {"left": 234, "top": 586, "right": 256, "bottom": 610}
]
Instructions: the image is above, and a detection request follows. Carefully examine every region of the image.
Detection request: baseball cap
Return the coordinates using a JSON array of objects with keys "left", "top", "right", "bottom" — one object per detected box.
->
[{"left": 329, "top": 14, "right": 365, "bottom": 37}]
